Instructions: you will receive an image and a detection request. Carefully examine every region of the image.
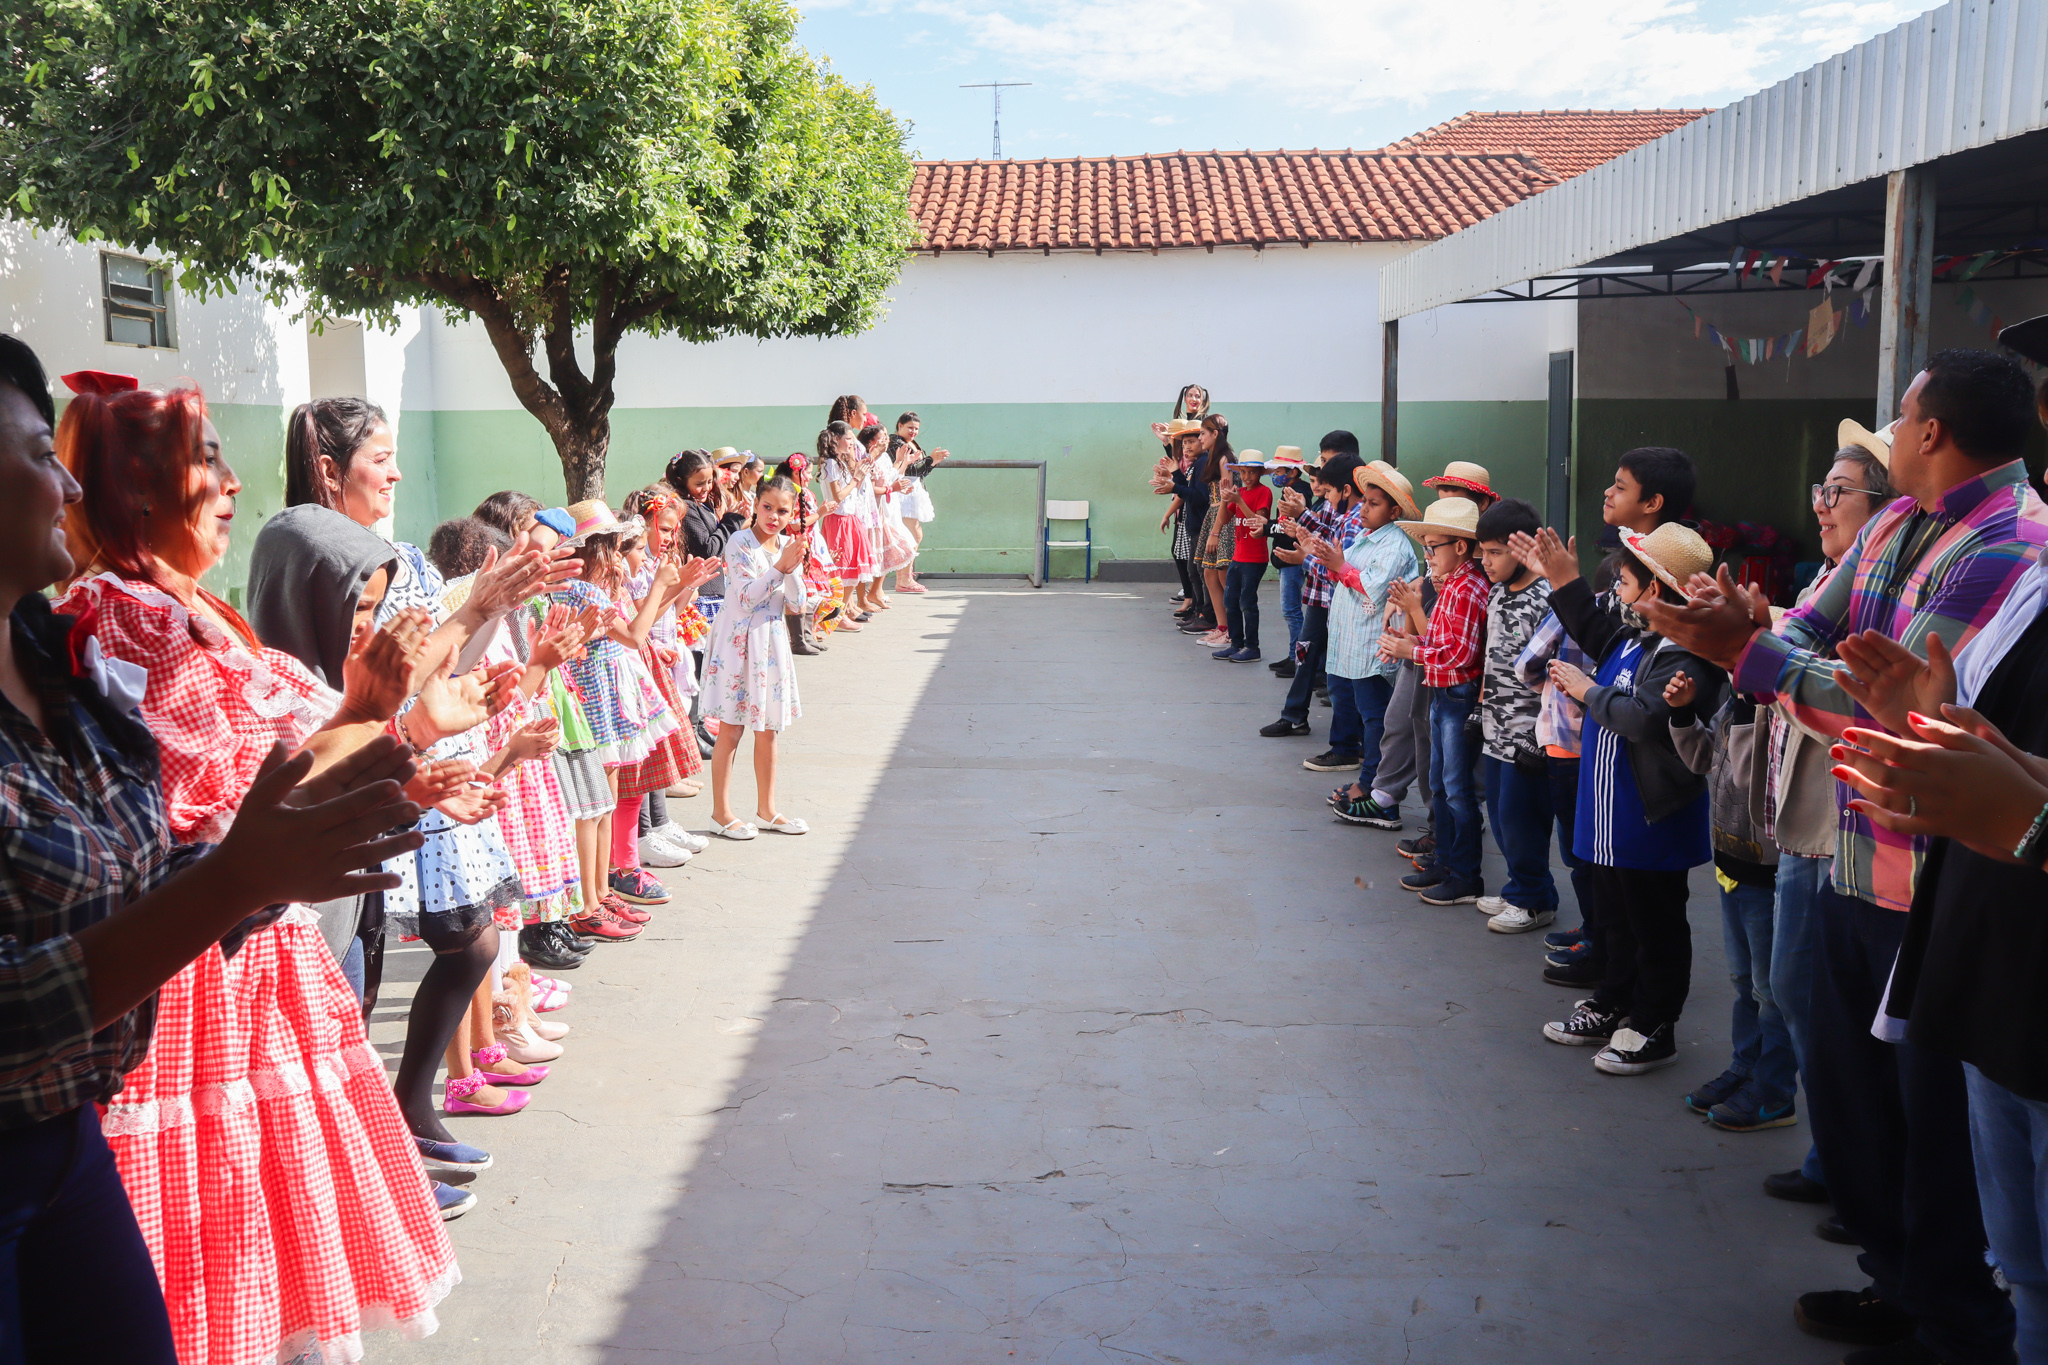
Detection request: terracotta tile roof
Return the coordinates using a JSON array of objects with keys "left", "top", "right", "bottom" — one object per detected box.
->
[
  {"left": 909, "top": 150, "right": 1562, "bottom": 254},
  {"left": 1389, "top": 109, "right": 1711, "bottom": 181}
]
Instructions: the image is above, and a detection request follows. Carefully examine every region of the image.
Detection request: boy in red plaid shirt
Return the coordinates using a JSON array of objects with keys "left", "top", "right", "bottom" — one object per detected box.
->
[{"left": 1381, "top": 496, "right": 1490, "bottom": 902}]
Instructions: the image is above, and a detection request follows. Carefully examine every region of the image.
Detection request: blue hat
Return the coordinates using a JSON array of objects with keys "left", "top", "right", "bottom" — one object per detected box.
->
[{"left": 533, "top": 507, "right": 575, "bottom": 538}]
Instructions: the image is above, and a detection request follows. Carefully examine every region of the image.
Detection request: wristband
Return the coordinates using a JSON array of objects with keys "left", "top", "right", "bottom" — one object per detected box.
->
[{"left": 2015, "top": 798, "right": 2048, "bottom": 867}]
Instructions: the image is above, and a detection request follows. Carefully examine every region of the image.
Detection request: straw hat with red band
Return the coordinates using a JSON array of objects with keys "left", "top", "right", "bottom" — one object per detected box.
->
[
  {"left": 62, "top": 371, "right": 139, "bottom": 397},
  {"left": 1617, "top": 523, "right": 1715, "bottom": 595},
  {"left": 1422, "top": 460, "right": 1496, "bottom": 502},
  {"left": 1354, "top": 460, "right": 1421, "bottom": 521},
  {"left": 1270, "top": 446, "right": 1305, "bottom": 469},
  {"left": 1837, "top": 418, "right": 1895, "bottom": 469},
  {"left": 561, "top": 499, "right": 644, "bottom": 546},
  {"left": 1394, "top": 495, "right": 1483, "bottom": 543}
]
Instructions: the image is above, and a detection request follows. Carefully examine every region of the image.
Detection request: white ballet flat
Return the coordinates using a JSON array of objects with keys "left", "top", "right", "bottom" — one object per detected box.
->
[
  {"left": 757, "top": 815, "right": 809, "bottom": 835},
  {"left": 713, "top": 818, "right": 758, "bottom": 841}
]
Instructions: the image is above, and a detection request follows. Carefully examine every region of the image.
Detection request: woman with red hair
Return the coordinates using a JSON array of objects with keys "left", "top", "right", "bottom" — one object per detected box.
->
[{"left": 51, "top": 373, "right": 540, "bottom": 1364}]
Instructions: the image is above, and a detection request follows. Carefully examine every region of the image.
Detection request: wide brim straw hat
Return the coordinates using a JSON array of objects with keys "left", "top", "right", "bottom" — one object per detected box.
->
[
  {"left": 1271, "top": 445, "right": 1306, "bottom": 468},
  {"left": 1162, "top": 418, "right": 1203, "bottom": 440},
  {"left": 1227, "top": 450, "right": 1268, "bottom": 467},
  {"left": 711, "top": 446, "right": 746, "bottom": 466},
  {"left": 1999, "top": 313, "right": 2048, "bottom": 366},
  {"left": 1423, "top": 460, "right": 1496, "bottom": 501},
  {"left": 1618, "top": 523, "right": 1716, "bottom": 595},
  {"left": 1394, "top": 494, "right": 1483, "bottom": 543},
  {"left": 1354, "top": 460, "right": 1421, "bottom": 521},
  {"left": 1837, "top": 418, "right": 1896, "bottom": 469},
  {"left": 562, "top": 498, "right": 645, "bottom": 546}
]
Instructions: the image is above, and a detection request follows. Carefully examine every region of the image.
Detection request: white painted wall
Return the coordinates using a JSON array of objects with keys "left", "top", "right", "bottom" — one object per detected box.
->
[
  {"left": 0, "top": 219, "right": 308, "bottom": 408},
  {"left": 420, "top": 244, "right": 1575, "bottom": 411}
]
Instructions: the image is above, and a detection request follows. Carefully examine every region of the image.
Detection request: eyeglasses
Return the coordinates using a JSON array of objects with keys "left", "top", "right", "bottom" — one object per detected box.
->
[{"left": 1811, "top": 482, "right": 1887, "bottom": 509}]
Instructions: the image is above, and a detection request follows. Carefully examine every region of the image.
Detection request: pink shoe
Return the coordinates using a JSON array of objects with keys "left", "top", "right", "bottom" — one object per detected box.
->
[
  {"left": 443, "top": 1072, "right": 531, "bottom": 1116},
  {"left": 896, "top": 581, "right": 929, "bottom": 594},
  {"left": 1200, "top": 630, "right": 1229, "bottom": 647},
  {"left": 471, "top": 1043, "right": 550, "bottom": 1087},
  {"left": 531, "top": 979, "right": 570, "bottom": 1013}
]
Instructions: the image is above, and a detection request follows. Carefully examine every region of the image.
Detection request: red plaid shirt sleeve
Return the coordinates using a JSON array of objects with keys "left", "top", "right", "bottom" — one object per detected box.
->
[{"left": 1412, "top": 561, "right": 1489, "bottom": 688}]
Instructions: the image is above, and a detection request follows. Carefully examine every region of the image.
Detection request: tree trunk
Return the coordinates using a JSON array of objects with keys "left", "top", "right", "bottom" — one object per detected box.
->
[{"left": 556, "top": 423, "right": 611, "bottom": 502}]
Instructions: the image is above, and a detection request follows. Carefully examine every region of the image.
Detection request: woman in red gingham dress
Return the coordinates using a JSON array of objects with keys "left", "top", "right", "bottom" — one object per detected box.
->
[{"left": 55, "top": 380, "right": 455, "bottom": 1365}]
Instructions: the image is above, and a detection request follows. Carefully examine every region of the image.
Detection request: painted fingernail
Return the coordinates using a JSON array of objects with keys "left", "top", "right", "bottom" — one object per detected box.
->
[
  {"left": 1830, "top": 766, "right": 1855, "bottom": 782},
  {"left": 1907, "top": 712, "right": 1932, "bottom": 726}
]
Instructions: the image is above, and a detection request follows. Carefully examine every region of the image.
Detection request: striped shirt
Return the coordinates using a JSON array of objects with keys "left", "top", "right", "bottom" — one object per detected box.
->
[
  {"left": 1326, "top": 522, "right": 1421, "bottom": 680},
  {"left": 1515, "top": 609, "right": 1590, "bottom": 756},
  {"left": 1732, "top": 459, "right": 2048, "bottom": 910},
  {"left": 0, "top": 609, "right": 207, "bottom": 1129}
]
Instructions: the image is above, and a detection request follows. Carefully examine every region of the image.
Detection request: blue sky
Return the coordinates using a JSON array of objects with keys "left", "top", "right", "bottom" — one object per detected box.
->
[{"left": 796, "top": 0, "right": 1930, "bottom": 161}]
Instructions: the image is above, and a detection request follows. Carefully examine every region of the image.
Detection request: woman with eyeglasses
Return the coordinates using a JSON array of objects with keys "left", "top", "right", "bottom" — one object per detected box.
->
[{"left": 1752, "top": 434, "right": 1897, "bottom": 1207}]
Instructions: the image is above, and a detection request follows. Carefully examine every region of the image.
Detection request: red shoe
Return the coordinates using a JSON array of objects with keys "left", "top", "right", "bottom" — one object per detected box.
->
[
  {"left": 603, "top": 893, "right": 651, "bottom": 925},
  {"left": 569, "top": 905, "right": 642, "bottom": 942}
]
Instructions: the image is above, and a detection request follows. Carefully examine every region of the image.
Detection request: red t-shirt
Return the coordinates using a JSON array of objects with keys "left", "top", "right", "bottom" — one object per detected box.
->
[{"left": 1230, "top": 484, "right": 1273, "bottom": 563}]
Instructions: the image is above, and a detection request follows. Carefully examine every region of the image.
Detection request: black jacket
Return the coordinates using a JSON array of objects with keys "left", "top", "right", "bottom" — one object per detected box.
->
[
  {"left": 681, "top": 499, "right": 748, "bottom": 561},
  {"left": 1551, "top": 577, "right": 1726, "bottom": 825}
]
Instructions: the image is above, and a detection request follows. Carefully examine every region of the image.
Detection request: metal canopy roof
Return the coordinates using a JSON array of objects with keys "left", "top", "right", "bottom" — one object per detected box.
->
[{"left": 1378, "top": 0, "right": 2048, "bottom": 321}]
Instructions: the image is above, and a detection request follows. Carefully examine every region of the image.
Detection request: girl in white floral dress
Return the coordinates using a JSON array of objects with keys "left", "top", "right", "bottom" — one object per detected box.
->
[{"left": 701, "top": 478, "right": 812, "bottom": 840}]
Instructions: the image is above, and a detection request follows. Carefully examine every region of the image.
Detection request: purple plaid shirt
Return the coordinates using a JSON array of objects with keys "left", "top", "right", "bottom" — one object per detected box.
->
[
  {"left": 1300, "top": 501, "right": 1366, "bottom": 609},
  {"left": 1733, "top": 459, "right": 2048, "bottom": 910}
]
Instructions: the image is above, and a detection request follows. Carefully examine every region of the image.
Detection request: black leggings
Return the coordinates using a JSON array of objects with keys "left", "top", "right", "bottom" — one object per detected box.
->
[
  {"left": 1588, "top": 865, "right": 1693, "bottom": 1033},
  {"left": 392, "top": 915, "right": 499, "bottom": 1143}
]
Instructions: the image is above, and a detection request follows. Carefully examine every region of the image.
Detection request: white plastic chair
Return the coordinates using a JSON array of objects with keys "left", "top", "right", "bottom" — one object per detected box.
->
[{"left": 1043, "top": 500, "right": 1093, "bottom": 583}]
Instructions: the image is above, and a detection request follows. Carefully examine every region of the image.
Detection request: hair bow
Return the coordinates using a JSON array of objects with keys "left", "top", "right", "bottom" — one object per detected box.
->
[{"left": 61, "top": 370, "right": 139, "bottom": 397}]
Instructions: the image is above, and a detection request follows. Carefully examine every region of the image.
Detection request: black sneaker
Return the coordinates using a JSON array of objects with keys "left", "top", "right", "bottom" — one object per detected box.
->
[
  {"left": 1399, "top": 867, "right": 1443, "bottom": 893},
  {"left": 1793, "top": 1287, "right": 1918, "bottom": 1345},
  {"left": 1708, "top": 1085, "right": 1798, "bottom": 1131},
  {"left": 1683, "top": 1067, "right": 1751, "bottom": 1115},
  {"left": 1302, "top": 750, "right": 1361, "bottom": 772},
  {"left": 1594, "top": 1022, "right": 1679, "bottom": 1075},
  {"left": 1543, "top": 1000, "right": 1623, "bottom": 1046},
  {"left": 1396, "top": 834, "right": 1435, "bottom": 862},
  {"left": 1333, "top": 796, "right": 1402, "bottom": 830},
  {"left": 1178, "top": 618, "right": 1216, "bottom": 635},
  {"left": 1815, "top": 1215, "right": 1860, "bottom": 1246},
  {"left": 1260, "top": 718, "right": 1311, "bottom": 738},
  {"left": 520, "top": 924, "right": 585, "bottom": 970},
  {"left": 1542, "top": 957, "right": 1602, "bottom": 987},
  {"left": 1764, "top": 1169, "right": 1830, "bottom": 1203},
  {"left": 1271, "top": 661, "right": 1296, "bottom": 678},
  {"left": 1418, "top": 881, "right": 1481, "bottom": 906}
]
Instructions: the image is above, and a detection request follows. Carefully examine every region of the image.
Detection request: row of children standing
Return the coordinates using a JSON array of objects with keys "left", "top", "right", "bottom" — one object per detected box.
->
[
  {"left": 0, "top": 330, "right": 956, "bottom": 1365},
  {"left": 1164, "top": 341, "right": 2048, "bottom": 1365}
]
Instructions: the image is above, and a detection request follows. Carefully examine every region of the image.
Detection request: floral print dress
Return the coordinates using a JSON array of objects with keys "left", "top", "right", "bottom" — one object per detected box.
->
[{"left": 702, "top": 529, "right": 809, "bottom": 733}]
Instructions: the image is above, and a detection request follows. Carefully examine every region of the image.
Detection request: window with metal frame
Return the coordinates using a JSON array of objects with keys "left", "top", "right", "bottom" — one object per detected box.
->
[{"left": 100, "top": 252, "right": 178, "bottom": 350}]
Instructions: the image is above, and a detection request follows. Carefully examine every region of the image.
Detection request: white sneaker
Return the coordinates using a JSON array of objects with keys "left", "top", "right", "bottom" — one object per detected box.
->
[
  {"left": 652, "top": 822, "right": 708, "bottom": 854},
  {"left": 1475, "top": 894, "right": 1510, "bottom": 916},
  {"left": 638, "top": 834, "right": 688, "bottom": 868},
  {"left": 1487, "top": 904, "right": 1556, "bottom": 935},
  {"left": 651, "top": 829, "right": 697, "bottom": 863}
]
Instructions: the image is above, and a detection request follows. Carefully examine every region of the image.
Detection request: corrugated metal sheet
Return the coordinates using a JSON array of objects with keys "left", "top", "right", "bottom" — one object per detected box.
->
[{"left": 1378, "top": 0, "right": 2048, "bottom": 320}]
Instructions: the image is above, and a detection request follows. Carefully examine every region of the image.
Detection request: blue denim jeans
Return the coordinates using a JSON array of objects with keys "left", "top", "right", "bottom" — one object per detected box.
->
[
  {"left": 1483, "top": 755, "right": 1558, "bottom": 913},
  {"left": 0, "top": 1105, "right": 176, "bottom": 1363},
  {"left": 1966, "top": 1063, "right": 2048, "bottom": 1365},
  {"left": 1327, "top": 672, "right": 1393, "bottom": 781},
  {"left": 1772, "top": 852, "right": 1829, "bottom": 1182},
  {"left": 1224, "top": 560, "right": 1266, "bottom": 652},
  {"left": 1722, "top": 877, "right": 1798, "bottom": 1104},
  {"left": 1428, "top": 681, "right": 1483, "bottom": 890},
  {"left": 1548, "top": 756, "right": 1596, "bottom": 942},
  {"left": 1277, "top": 564, "right": 1305, "bottom": 656}
]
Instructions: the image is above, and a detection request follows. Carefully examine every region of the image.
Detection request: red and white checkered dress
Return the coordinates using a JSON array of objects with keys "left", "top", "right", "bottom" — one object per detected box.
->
[
  {"left": 478, "top": 619, "right": 582, "bottom": 926},
  {"left": 57, "top": 574, "right": 458, "bottom": 1365}
]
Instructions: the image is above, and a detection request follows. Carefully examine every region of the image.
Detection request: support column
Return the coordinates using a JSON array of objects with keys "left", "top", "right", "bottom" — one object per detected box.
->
[
  {"left": 1876, "top": 167, "right": 1934, "bottom": 425},
  {"left": 1381, "top": 319, "right": 1399, "bottom": 466},
  {"left": 1546, "top": 351, "right": 1574, "bottom": 534}
]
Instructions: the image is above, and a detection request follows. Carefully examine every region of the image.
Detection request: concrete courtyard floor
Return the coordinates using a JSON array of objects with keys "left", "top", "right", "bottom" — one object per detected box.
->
[{"left": 369, "top": 581, "right": 1856, "bottom": 1365}]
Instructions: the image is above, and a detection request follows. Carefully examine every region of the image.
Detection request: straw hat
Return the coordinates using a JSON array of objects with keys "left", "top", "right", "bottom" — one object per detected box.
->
[
  {"left": 711, "top": 446, "right": 747, "bottom": 466},
  {"left": 1618, "top": 523, "right": 1715, "bottom": 595},
  {"left": 1999, "top": 314, "right": 2048, "bottom": 366},
  {"left": 1271, "top": 446, "right": 1305, "bottom": 468},
  {"left": 1162, "top": 418, "right": 1203, "bottom": 441},
  {"left": 1837, "top": 418, "right": 1896, "bottom": 469},
  {"left": 1394, "top": 495, "right": 1483, "bottom": 543},
  {"left": 1354, "top": 460, "right": 1421, "bottom": 521},
  {"left": 1227, "top": 450, "right": 1268, "bottom": 467},
  {"left": 1423, "top": 460, "right": 1496, "bottom": 501},
  {"left": 562, "top": 499, "right": 645, "bottom": 546}
]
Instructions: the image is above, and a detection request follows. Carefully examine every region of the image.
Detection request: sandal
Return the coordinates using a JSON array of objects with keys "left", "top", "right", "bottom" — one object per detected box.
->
[
  {"left": 756, "top": 814, "right": 809, "bottom": 835},
  {"left": 713, "top": 818, "right": 758, "bottom": 841}
]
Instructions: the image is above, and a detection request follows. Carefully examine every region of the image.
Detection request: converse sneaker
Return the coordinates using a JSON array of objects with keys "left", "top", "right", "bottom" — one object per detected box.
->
[
  {"left": 1544, "top": 1000, "right": 1623, "bottom": 1046},
  {"left": 1487, "top": 904, "right": 1556, "bottom": 934},
  {"left": 1594, "top": 1022, "right": 1679, "bottom": 1075}
]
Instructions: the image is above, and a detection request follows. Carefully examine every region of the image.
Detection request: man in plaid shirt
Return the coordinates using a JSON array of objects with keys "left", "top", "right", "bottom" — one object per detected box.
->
[
  {"left": 1644, "top": 350, "right": 2044, "bottom": 1365},
  {"left": 1261, "top": 443, "right": 1364, "bottom": 740}
]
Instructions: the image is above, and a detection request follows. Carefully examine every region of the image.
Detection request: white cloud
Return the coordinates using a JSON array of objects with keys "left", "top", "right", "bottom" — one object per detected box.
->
[{"left": 904, "top": 0, "right": 1929, "bottom": 113}]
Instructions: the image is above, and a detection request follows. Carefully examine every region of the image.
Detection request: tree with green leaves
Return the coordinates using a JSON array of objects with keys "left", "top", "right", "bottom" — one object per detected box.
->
[{"left": 2, "top": 0, "right": 915, "bottom": 497}]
